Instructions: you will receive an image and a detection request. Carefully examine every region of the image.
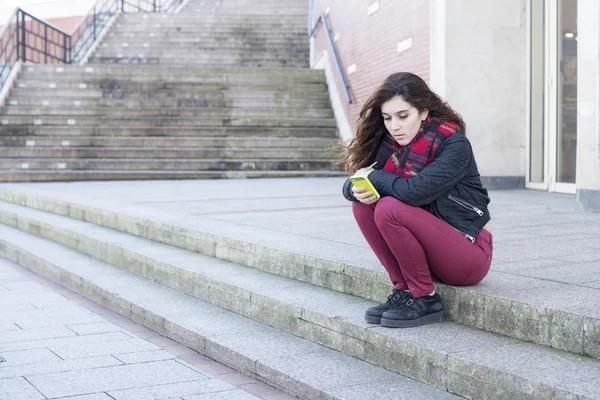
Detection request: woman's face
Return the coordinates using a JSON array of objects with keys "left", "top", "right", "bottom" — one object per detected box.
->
[{"left": 381, "top": 96, "right": 428, "bottom": 146}]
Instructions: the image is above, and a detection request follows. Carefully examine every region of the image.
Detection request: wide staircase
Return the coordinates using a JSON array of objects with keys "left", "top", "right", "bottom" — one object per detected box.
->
[
  {"left": 0, "top": 180, "right": 599, "bottom": 399},
  {"left": 0, "top": 0, "right": 341, "bottom": 182}
]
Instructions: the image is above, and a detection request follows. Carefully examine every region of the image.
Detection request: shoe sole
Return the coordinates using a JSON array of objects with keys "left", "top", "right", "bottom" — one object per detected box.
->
[
  {"left": 365, "top": 314, "right": 382, "bottom": 324},
  {"left": 380, "top": 310, "right": 444, "bottom": 328}
]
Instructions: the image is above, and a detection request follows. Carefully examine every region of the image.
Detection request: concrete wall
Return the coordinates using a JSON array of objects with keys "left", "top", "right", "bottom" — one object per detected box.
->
[
  {"left": 430, "top": 0, "right": 528, "bottom": 188},
  {"left": 310, "top": 0, "right": 430, "bottom": 134},
  {"left": 576, "top": 0, "right": 600, "bottom": 211}
]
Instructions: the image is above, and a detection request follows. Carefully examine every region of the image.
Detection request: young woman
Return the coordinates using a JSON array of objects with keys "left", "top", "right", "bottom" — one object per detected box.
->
[{"left": 342, "top": 72, "right": 493, "bottom": 328}]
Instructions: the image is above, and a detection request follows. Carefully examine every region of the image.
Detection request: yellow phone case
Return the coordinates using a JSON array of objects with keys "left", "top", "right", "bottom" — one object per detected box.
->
[{"left": 350, "top": 176, "right": 381, "bottom": 200}]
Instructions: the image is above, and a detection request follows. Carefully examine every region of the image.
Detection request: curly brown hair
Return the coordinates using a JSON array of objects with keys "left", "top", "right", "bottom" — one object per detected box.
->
[{"left": 341, "top": 72, "right": 466, "bottom": 174}]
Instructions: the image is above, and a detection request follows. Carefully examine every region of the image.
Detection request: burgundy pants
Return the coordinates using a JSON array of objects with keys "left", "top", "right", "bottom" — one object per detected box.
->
[{"left": 352, "top": 197, "right": 493, "bottom": 298}]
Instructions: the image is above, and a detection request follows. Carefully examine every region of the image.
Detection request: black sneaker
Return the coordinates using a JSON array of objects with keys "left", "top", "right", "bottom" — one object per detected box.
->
[
  {"left": 365, "top": 289, "right": 410, "bottom": 324},
  {"left": 380, "top": 293, "right": 444, "bottom": 328}
]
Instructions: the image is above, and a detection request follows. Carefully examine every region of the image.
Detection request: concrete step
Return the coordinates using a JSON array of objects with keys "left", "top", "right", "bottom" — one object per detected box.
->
[
  {"left": 106, "top": 28, "right": 308, "bottom": 36},
  {"left": 0, "top": 169, "right": 344, "bottom": 181},
  {"left": 0, "top": 126, "right": 338, "bottom": 138},
  {"left": 0, "top": 116, "right": 336, "bottom": 128},
  {"left": 6, "top": 91, "right": 326, "bottom": 103},
  {"left": 123, "top": 10, "right": 309, "bottom": 17},
  {"left": 88, "top": 59, "right": 310, "bottom": 68},
  {"left": 99, "top": 37, "right": 308, "bottom": 45},
  {"left": 111, "top": 23, "right": 308, "bottom": 31},
  {"left": 0, "top": 158, "right": 338, "bottom": 171},
  {"left": 21, "top": 64, "right": 322, "bottom": 78},
  {"left": 110, "top": 21, "right": 307, "bottom": 29},
  {"left": 11, "top": 80, "right": 324, "bottom": 93},
  {"left": 87, "top": 57, "right": 309, "bottom": 67},
  {"left": 3, "top": 97, "right": 332, "bottom": 109},
  {"left": 0, "top": 136, "right": 338, "bottom": 149},
  {"left": 0, "top": 224, "right": 450, "bottom": 400},
  {"left": 93, "top": 47, "right": 309, "bottom": 55},
  {"left": 2, "top": 107, "right": 334, "bottom": 119},
  {"left": 0, "top": 181, "right": 595, "bottom": 362},
  {"left": 0, "top": 147, "right": 334, "bottom": 160},
  {"left": 97, "top": 45, "right": 309, "bottom": 53},
  {"left": 0, "top": 201, "right": 598, "bottom": 400},
  {"left": 14, "top": 72, "right": 326, "bottom": 86}
]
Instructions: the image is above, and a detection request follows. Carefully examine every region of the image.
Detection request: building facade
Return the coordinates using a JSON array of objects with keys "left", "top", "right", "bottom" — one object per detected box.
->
[
  {"left": 311, "top": 0, "right": 600, "bottom": 211},
  {"left": 0, "top": 0, "right": 94, "bottom": 32}
]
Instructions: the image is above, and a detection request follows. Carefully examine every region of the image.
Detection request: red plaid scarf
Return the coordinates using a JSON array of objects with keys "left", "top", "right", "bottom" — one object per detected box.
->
[{"left": 376, "top": 118, "right": 460, "bottom": 177}]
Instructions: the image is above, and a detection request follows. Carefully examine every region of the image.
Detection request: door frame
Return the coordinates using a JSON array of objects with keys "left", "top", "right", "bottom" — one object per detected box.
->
[{"left": 525, "top": 0, "right": 577, "bottom": 194}]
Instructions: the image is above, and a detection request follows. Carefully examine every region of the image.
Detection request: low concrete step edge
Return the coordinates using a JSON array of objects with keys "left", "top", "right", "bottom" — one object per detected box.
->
[
  {"left": 0, "top": 201, "right": 599, "bottom": 400},
  {"left": 0, "top": 188, "right": 596, "bottom": 360},
  {"left": 0, "top": 225, "right": 459, "bottom": 400}
]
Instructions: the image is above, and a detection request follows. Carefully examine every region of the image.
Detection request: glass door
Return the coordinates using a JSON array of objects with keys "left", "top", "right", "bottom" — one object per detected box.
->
[
  {"left": 527, "top": 0, "right": 577, "bottom": 194},
  {"left": 555, "top": 0, "right": 577, "bottom": 191}
]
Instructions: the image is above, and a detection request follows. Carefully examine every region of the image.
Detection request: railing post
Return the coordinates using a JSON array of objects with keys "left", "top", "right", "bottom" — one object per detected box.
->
[
  {"left": 15, "top": 12, "right": 20, "bottom": 62},
  {"left": 153, "top": 0, "right": 157, "bottom": 12},
  {"left": 121, "top": 0, "right": 125, "bottom": 11},
  {"left": 44, "top": 24, "right": 48, "bottom": 63},
  {"left": 308, "top": 0, "right": 313, "bottom": 37},
  {"left": 93, "top": 6, "right": 97, "bottom": 41},
  {"left": 20, "top": 12, "right": 26, "bottom": 63},
  {"left": 321, "top": 12, "right": 352, "bottom": 103},
  {"left": 63, "top": 34, "right": 68, "bottom": 63}
]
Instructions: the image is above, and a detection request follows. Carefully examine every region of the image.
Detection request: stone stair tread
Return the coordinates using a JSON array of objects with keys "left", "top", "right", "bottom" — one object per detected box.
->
[
  {"left": 0, "top": 183, "right": 596, "bottom": 359},
  {"left": 0, "top": 224, "right": 457, "bottom": 400},
  {"left": 0, "top": 200, "right": 599, "bottom": 399},
  {"left": 0, "top": 170, "right": 344, "bottom": 179},
  {"left": 22, "top": 64, "right": 323, "bottom": 74}
]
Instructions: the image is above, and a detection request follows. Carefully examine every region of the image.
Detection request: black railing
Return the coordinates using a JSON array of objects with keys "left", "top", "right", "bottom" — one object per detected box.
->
[
  {"left": 0, "top": 0, "right": 184, "bottom": 93},
  {"left": 308, "top": 2, "right": 352, "bottom": 104}
]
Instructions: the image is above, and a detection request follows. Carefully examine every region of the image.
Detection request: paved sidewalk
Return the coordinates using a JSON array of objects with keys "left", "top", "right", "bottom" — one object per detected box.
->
[{"left": 0, "top": 257, "right": 294, "bottom": 400}]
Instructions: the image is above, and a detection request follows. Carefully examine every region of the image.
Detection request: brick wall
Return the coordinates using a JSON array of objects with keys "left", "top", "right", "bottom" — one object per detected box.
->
[
  {"left": 311, "top": 0, "right": 430, "bottom": 135},
  {"left": 0, "top": 15, "right": 81, "bottom": 34}
]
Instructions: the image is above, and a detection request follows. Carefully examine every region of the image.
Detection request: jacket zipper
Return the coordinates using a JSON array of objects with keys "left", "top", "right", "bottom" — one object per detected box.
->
[
  {"left": 431, "top": 202, "right": 476, "bottom": 243},
  {"left": 447, "top": 194, "right": 484, "bottom": 217}
]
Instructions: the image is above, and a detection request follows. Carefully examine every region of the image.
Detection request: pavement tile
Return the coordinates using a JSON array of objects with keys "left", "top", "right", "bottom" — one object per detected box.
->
[
  {"left": 112, "top": 350, "right": 177, "bottom": 364},
  {"left": 148, "top": 336, "right": 179, "bottom": 347},
  {"left": 264, "top": 394, "right": 298, "bottom": 400},
  {"left": 0, "top": 376, "right": 44, "bottom": 399},
  {"left": 107, "top": 379, "right": 234, "bottom": 400},
  {"left": 50, "top": 394, "right": 113, "bottom": 400},
  {"left": 26, "top": 360, "right": 208, "bottom": 398},
  {"left": 133, "top": 330, "right": 164, "bottom": 340},
  {"left": 183, "top": 389, "right": 261, "bottom": 400},
  {"left": 0, "top": 348, "right": 62, "bottom": 366},
  {"left": 178, "top": 353, "right": 213, "bottom": 366},
  {"left": 0, "top": 307, "right": 104, "bottom": 329},
  {"left": 238, "top": 382, "right": 284, "bottom": 398},
  {"left": 0, "top": 291, "right": 70, "bottom": 307},
  {"left": 163, "top": 344, "right": 198, "bottom": 356},
  {"left": 218, "top": 372, "right": 259, "bottom": 386},
  {"left": 188, "top": 360, "right": 237, "bottom": 375},
  {"left": 0, "top": 326, "right": 77, "bottom": 347},
  {"left": 0, "top": 356, "right": 123, "bottom": 380},
  {"left": 0, "top": 322, "right": 20, "bottom": 332},
  {"left": 0, "top": 280, "right": 49, "bottom": 293},
  {"left": 50, "top": 338, "right": 160, "bottom": 359},
  {"left": 66, "top": 321, "right": 124, "bottom": 335}
]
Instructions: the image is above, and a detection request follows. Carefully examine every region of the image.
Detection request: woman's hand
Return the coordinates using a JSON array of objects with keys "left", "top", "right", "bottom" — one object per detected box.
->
[{"left": 352, "top": 185, "right": 379, "bottom": 204}]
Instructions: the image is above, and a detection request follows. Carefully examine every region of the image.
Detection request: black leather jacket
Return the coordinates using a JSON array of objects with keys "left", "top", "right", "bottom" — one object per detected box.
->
[{"left": 343, "top": 134, "right": 491, "bottom": 242}]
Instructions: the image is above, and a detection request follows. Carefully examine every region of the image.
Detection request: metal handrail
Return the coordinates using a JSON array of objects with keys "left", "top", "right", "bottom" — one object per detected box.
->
[
  {"left": 309, "top": 4, "right": 352, "bottom": 104},
  {"left": 0, "top": 0, "right": 183, "bottom": 92}
]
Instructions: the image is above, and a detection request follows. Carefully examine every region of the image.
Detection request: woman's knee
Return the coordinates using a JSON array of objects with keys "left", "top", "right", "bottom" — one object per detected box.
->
[
  {"left": 352, "top": 201, "right": 375, "bottom": 223},
  {"left": 373, "top": 197, "right": 410, "bottom": 227}
]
